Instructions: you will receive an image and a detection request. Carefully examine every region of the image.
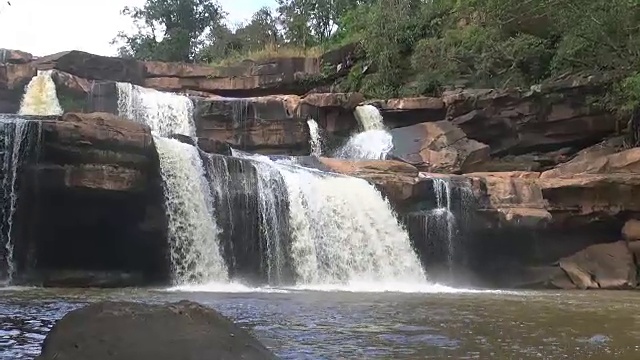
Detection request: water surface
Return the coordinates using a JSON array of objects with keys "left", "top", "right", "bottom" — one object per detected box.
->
[{"left": 1, "top": 287, "right": 639, "bottom": 359}]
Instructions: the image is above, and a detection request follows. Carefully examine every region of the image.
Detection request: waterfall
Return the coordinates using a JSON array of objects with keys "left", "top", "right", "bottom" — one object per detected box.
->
[
  {"left": 117, "top": 83, "right": 229, "bottom": 284},
  {"left": 116, "top": 82, "right": 196, "bottom": 137},
  {"left": 433, "top": 178, "right": 455, "bottom": 269},
  {"left": 18, "top": 70, "right": 63, "bottom": 116},
  {"left": 235, "top": 153, "right": 426, "bottom": 285},
  {"left": 155, "top": 137, "right": 228, "bottom": 284},
  {"left": 0, "top": 115, "right": 39, "bottom": 282},
  {"left": 307, "top": 118, "right": 322, "bottom": 156},
  {"left": 335, "top": 105, "right": 393, "bottom": 160}
]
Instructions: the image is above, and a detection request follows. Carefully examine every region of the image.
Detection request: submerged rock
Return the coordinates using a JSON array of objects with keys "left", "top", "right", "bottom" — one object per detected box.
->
[{"left": 37, "top": 300, "right": 278, "bottom": 360}]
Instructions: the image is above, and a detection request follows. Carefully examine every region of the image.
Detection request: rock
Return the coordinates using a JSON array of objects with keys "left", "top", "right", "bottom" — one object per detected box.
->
[
  {"left": 540, "top": 174, "right": 640, "bottom": 218},
  {"left": 0, "top": 48, "right": 34, "bottom": 64},
  {"left": 541, "top": 147, "right": 640, "bottom": 178},
  {"left": 194, "top": 96, "right": 309, "bottom": 154},
  {"left": 37, "top": 301, "right": 277, "bottom": 360},
  {"left": 144, "top": 57, "right": 321, "bottom": 96},
  {"left": 0, "top": 63, "right": 36, "bottom": 112},
  {"left": 34, "top": 50, "right": 146, "bottom": 85},
  {"left": 299, "top": 92, "right": 364, "bottom": 109},
  {"left": 466, "top": 171, "right": 552, "bottom": 228},
  {"left": 9, "top": 113, "right": 169, "bottom": 289},
  {"left": 622, "top": 219, "right": 640, "bottom": 241},
  {"left": 318, "top": 157, "right": 419, "bottom": 206},
  {"left": 390, "top": 121, "right": 490, "bottom": 173},
  {"left": 443, "top": 75, "right": 620, "bottom": 155},
  {"left": 365, "top": 97, "right": 446, "bottom": 128},
  {"left": 49, "top": 69, "right": 93, "bottom": 112},
  {"left": 557, "top": 241, "right": 636, "bottom": 289}
]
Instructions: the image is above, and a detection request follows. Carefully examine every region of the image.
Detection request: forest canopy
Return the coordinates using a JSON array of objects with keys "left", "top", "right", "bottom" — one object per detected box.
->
[{"left": 112, "top": 0, "right": 640, "bottom": 107}]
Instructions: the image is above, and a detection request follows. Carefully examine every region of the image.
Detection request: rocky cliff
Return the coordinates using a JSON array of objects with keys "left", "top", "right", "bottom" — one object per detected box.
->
[{"left": 2, "top": 47, "right": 639, "bottom": 290}]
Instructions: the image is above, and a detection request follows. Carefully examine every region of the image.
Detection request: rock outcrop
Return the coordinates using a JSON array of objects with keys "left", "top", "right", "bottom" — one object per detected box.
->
[
  {"left": 11, "top": 113, "right": 169, "bottom": 287},
  {"left": 390, "top": 120, "right": 490, "bottom": 173},
  {"left": 37, "top": 300, "right": 277, "bottom": 360}
]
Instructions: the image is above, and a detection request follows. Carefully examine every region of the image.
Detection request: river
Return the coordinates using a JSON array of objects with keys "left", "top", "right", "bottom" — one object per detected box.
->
[{"left": 1, "top": 286, "right": 639, "bottom": 359}]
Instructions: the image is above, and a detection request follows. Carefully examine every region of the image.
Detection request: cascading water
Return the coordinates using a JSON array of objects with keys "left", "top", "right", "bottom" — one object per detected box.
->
[
  {"left": 116, "top": 83, "right": 229, "bottom": 284},
  {"left": 18, "top": 70, "right": 63, "bottom": 116},
  {"left": 307, "top": 118, "right": 323, "bottom": 156},
  {"left": 0, "top": 115, "right": 39, "bottom": 282},
  {"left": 155, "top": 137, "right": 228, "bottom": 285},
  {"left": 335, "top": 105, "right": 393, "bottom": 160},
  {"left": 116, "top": 82, "right": 196, "bottom": 137},
  {"left": 236, "top": 153, "right": 426, "bottom": 286},
  {"left": 431, "top": 178, "right": 456, "bottom": 270}
]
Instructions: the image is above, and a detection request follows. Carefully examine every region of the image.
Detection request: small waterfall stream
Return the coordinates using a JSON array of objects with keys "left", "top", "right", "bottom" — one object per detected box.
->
[
  {"left": 18, "top": 70, "right": 63, "bottom": 116},
  {"left": 0, "top": 115, "right": 40, "bottom": 282},
  {"left": 336, "top": 105, "right": 393, "bottom": 160},
  {"left": 307, "top": 118, "right": 323, "bottom": 156}
]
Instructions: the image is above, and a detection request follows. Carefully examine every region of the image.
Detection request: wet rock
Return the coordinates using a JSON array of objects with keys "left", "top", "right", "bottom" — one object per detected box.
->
[
  {"left": 48, "top": 69, "right": 93, "bottom": 112},
  {"left": 194, "top": 96, "right": 309, "bottom": 154},
  {"left": 390, "top": 121, "right": 490, "bottom": 173},
  {"left": 37, "top": 300, "right": 278, "bottom": 360},
  {"left": 11, "top": 113, "right": 169, "bottom": 287},
  {"left": 0, "top": 48, "right": 33, "bottom": 64},
  {"left": 556, "top": 241, "right": 636, "bottom": 289},
  {"left": 622, "top": 219, "right": 640, "bottom": 241}
]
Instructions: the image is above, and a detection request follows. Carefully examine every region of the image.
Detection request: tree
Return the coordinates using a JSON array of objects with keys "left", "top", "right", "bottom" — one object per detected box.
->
[
  {"left": 112, "top": 0, "right": 226, "bottom": 62},
  {"left": 236, "top": 7, "right": 280, "bottom": 51}
]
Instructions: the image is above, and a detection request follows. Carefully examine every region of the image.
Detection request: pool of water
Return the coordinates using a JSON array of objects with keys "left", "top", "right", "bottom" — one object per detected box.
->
[{"left": 1, "top": 286, "right": 639, "bottom": 359}]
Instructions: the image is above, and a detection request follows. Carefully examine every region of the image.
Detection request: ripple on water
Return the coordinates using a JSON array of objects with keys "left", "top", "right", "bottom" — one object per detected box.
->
[{"left": 1, "top": 288, "right": 640, "bottom": 359}]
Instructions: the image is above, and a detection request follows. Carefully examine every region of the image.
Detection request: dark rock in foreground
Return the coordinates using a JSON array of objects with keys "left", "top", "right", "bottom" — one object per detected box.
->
[{"left": 37, "top": 300, "right": 278, "bottom": 360}]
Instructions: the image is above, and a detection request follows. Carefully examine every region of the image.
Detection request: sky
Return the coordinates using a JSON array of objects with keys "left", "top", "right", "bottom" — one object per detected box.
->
[{"left": 0, "top": 0, "right": 275, "bottom": 57}]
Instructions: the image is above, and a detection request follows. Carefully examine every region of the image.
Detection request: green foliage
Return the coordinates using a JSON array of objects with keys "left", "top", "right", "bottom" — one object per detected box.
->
[
  {"left": 114, "top": 0, "right": 640, "bottom": 108},
  {"left": 112, "top": 0, "right": 225, "bottom": 62}
]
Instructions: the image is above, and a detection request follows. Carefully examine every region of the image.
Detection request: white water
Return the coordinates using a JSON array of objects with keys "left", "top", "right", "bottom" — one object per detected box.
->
[
  {"left": 307, "top": 118, "right": 322, "bottom": 156},
  {"left": 0, "top": 116, "right": 33, "bottom": 281},
  {"left": 238, "top": 154, "right": 427, "bottom": 286},
  {"left": 18, "top": 70, "right": 63, "bottom": 116},
  {"left": 116, "top": 82, "right": 196, "bottom": 137},
  {"left": 336, "top": 105, "right": 393, "bottom": 160},
  {"left": 155, "top": 137, "right": 228, "bottom": 285},
  {"left": 117, "top": 83, "right": 230, "bottom": 284}
]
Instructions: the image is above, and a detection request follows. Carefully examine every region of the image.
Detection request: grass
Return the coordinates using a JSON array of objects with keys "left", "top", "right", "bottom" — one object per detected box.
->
[{"left": 209, "top": 43, "right": 325, "bottom": 67}]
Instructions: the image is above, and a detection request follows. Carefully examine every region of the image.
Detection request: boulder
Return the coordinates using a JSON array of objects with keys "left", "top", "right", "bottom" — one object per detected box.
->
[
  {"left": 37, "top": 301, "right": 277, "bottom": 360},
  {"left": 555, "top": 241, "right": 636, "bottom": 289},
  {"left": 194, "top": 96, "right": 309, "bottom": 154},
  {"left": 443, "top": 75, "right": 620, "bottom": 155},
  {"left": 390, "top": 120, "right": 490, "bottom": 173},
  {"left": 622, "top": 219, "right": 640, "bottom": 241}
]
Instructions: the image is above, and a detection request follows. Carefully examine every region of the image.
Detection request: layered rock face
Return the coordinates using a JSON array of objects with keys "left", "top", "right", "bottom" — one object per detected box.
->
[{"left": 10, "top": 113, "right": 169, "bottom": 287}]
